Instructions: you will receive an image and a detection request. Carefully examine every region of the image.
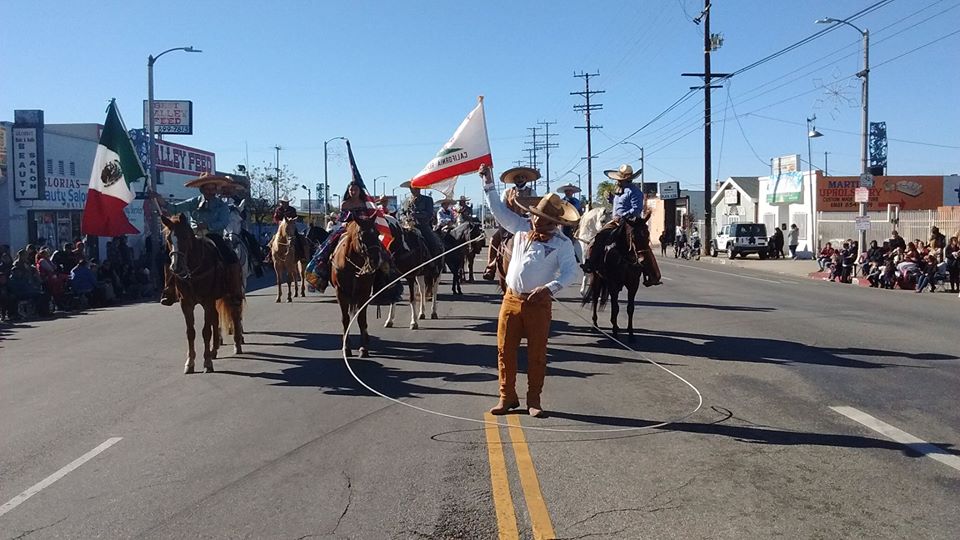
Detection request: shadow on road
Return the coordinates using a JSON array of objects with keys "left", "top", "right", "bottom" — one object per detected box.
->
[
  {"left": 546, "top": 409, "right": 960, "bottom": 458},
  {"left": 632, "top": 328, "right": 958, "bottom": 369}
]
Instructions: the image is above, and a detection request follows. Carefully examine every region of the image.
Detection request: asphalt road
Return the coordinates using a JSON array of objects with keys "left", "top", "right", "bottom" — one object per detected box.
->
[{"left": 1, "top": 260, "right": 958, "bottom": 539}]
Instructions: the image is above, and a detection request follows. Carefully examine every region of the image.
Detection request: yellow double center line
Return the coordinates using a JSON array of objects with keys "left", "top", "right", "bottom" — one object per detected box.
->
[{"left": 484, "top": 413, "right": 556, "bottom": 540}]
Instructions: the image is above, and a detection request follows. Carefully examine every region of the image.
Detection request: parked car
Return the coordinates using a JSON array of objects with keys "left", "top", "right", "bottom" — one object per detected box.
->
[{"left": 710, "top": 223, "right": 769, "bottom": 259}]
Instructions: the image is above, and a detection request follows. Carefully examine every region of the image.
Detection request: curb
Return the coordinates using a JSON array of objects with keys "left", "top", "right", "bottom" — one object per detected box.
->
[{"left": 806, "top": 271, "right": 871, "bottom": 287}]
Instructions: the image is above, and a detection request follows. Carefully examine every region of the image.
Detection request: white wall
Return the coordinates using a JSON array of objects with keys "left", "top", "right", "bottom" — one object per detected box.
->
[{"left": 758, "top": 172, "right": 817, "bottom": 258}]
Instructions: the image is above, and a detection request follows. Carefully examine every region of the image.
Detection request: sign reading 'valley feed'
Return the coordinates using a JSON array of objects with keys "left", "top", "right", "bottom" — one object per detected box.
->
[{"left": 143, "top": 100, "right": 193, "bottom": 135}]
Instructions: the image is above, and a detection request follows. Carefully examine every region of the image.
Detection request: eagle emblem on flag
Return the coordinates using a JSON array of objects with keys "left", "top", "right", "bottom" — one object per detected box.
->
[{"left": 100, "top": 160, "right": 123, "bottom": 187}]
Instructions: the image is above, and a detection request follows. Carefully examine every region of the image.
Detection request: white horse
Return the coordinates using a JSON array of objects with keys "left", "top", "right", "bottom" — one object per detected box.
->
[
  {"left": 224, "top": 202, "right": 250, "bottom": 292},
  {"left": 575, "top": 206, "right": 610, "bottom": 296}
]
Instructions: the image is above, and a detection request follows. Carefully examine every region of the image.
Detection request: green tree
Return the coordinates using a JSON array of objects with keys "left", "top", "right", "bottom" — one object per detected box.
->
[
  {"left": 596, "top": 180, "right": 617, "bottom": 208},
  {"left": 241, "top": 163, "right": 298, "bottom": 225}
]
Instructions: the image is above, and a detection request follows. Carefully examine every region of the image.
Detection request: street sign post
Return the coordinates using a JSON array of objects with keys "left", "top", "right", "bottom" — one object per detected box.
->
[
  {"left": 859, "top": 172, "right": 874, "bottom": 188},
  {"left": 855, "top": 216, "right": 871, "bottom": 231},
  {"left": 854, "top": 187, "right": 870, "bottom": 203}
]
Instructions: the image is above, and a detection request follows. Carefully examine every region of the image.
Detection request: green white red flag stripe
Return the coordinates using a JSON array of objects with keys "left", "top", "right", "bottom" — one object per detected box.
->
[
  {"left": 81, "top": 100, "right": 146, "bottom": 236},
  {"left": 410, "top": 97, "right": 493, "bottom": 198}
]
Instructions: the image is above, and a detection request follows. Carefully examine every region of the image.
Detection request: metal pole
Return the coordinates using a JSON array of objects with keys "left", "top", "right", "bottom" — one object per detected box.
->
[
  {"left": 323, "top": 141, "right": 329, "bottom": 215},
  {"left": 807, "top": 118, "right": 816, "bottom": 251},
  {"left": 702, "top": 0, "right": 713, "bottom": 243},
  {"left": 307, "top": 187, "right": 311, "bottom": 223},
  {"left": 824, "top": 151, "right": 829, "bottom": 175},
  {"left": 274, "top": 145, "right": 281, "bottom": 204},
  {"left": 858, "top": 29, "right": 869, "bottom": 257},
  {"left": 640, "top": 146, "right": 645, "bottom": 193}
]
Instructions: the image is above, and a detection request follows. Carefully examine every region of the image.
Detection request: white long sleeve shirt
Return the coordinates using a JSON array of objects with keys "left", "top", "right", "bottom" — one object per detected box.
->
[{"left": 484, "top": 184, "right": 581, "bottom": 295}]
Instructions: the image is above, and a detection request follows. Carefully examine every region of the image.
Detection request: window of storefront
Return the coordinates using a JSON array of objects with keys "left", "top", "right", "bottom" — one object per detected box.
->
[{"left": 27, "top": 210, "right": 83, "bottom": 251}]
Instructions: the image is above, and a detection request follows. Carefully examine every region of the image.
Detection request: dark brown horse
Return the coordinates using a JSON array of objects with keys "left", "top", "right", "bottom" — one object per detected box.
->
[
  {"left": 463, "top": 221, "right": 486, "bottom": 282},
  {"left": 331, "top": 217, "right": 383, "bottom": 358},
  {"left": 384, "top": 215, "right": 441, "bottom": 328},
  {"left": 583, "top": 216, "right": 659, "bottom": 341},
  {"left": 493, "top": 231, "right": 515, "bottom": 294},
  {"left": 161, "top": 214, "right": 245, "bottom": 373}
]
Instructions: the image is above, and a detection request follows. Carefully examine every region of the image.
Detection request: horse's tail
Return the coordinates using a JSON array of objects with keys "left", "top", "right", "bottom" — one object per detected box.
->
[
  {"left": 217, "top": 296, "right": 244, "bottom": 335},
  {"left": 582, "top": 272, "right": 609, "bottom": 310}
]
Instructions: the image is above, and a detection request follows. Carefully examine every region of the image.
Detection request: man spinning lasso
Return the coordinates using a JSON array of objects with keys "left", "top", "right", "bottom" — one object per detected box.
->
[{"left": 479, "top": 164, "right": 581, "bottom": 418}]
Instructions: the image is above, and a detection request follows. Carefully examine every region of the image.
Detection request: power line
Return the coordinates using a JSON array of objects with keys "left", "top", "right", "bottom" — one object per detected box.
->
[{"left": 572, "top": 71, "right": 604, "bottom": 204}]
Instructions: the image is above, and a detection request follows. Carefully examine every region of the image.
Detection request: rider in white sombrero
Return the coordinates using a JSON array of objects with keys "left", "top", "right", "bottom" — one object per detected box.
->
[
  {"left": 151, "top": 172, "right": 240, "bottom": 305},
  {"left": 580, "top": 164, "right": 661, "bottom": 284}
]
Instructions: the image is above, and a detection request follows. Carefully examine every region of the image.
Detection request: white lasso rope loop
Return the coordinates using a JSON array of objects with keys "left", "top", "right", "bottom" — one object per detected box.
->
[{"left": 341, "top": 227, "right": 703, "bottom": 433}]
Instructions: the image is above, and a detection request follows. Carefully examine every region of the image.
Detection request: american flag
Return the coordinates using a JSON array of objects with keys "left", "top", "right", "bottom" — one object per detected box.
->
[{"left": 346, "top": 140, "right": 393, "bottom": 248}]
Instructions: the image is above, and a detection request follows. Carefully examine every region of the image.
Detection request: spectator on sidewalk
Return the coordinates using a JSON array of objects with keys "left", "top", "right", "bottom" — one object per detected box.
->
[
  {"left": 817, "top": 242, "right": 836, "bottom": 271},
  {"left": 945, "top": 237, "right": 960, "bottom": 292},
  {"left": 69, "top": 259, "right": 97, "bottom": 304},
  {"left": 787, "top": 224, "right": 800, "bottom": 259},
  {"left": 915, "top": 254, "right": 940, "bottom": 293},
  {"left": 888, "top": 230, "right": 906, "bottom": 252},
  {"left": 772, "top": 226, "right": 784, "bottom": 259},
  {"left": 930, "top": 226, "right": 946, "bottom": 261},
  {"left": 7, "top": 253, "right": 50, "bottom": 319}
]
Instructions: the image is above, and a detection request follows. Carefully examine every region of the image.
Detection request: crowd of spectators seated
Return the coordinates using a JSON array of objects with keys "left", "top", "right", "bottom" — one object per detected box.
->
[
  {"left": 1, "top": 236, "right": 155, "bottom": 323},
  {"left": 818, "top": 227, "right": 958, "bottom": 294}
]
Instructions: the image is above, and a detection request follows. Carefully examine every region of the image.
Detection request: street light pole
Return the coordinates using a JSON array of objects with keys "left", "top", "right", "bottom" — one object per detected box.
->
[
  {"left": 301, "top": 184, "right": 311, "bottom": 224},
  {"left": 372, "top": 175, "right": 387, "bottom": 197},
  {"left": 274, "top": 145, "right": 282, "bottom": 204},
  {"left": 620, "top": 141, "right": 645, "bottom": 193},
  {"left": 817, "top": 16, "right": 869, "bottom": 256},
  {"left": 146, "top": 45, "right": 200, "bottom": 282},
  {"left": 323, "top": 136, "right": 346, "bottom": 218},
  {"left": 807, "top": 116, "right": 823, "bottom": 250}
]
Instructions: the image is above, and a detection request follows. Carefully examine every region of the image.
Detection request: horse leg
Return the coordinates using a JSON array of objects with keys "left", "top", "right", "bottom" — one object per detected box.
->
[
  {"left": 286, "top": 269, "right": 293, "bottom": 302},
  {"left": 340, "top": 294, "right": 353, "bottom": 358},
  {"left": 181, "top": 302, "right": 197, "bottom": 374},
  {"left": 408, "top": 277, "right": 419, "bottom": 329},
  {"left": 384, "top": 302, "right": 395, "bottom": 328},
  {"left": 274, "top": 264, "right": 282, "bottom": 302},
  {"left": 202, "top": 303, "right": 216, "bottom": 372},
  {"left": 358, "top": 305, "right": 370, "bottom": 358},
  {"left": 417, "top": 275, "right": 427, "bottom": 320},
  {"left": 429, "top": 275, "right": 439, "bottom": 319},
  {"left": 626, "top": 284, "right": 637, "bottom": 342},
  {"left": 609, "top": 291, "right": 620, "bottom": 337}
]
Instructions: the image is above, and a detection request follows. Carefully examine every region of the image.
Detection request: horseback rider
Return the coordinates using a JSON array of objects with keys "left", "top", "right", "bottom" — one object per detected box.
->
[
  {"left": 151, "top": 173, "right": 241, "bottom": 306},
  {"left": 455, "top": 195, "right": 474, "bottom": 223},
  {"left": 436, "top": 198, "right": 456, "bottom": 231},
  {"left": 273, "top": 199, "right": 298, "bottom": 223},
  {"left": 305, "top": 181, "right": 372, "bottom": 291},
  {"left": 482, "top": 167, "right": 538, "bottom": 281},
  {"left": 581, "top": 164, "right": 661, "bottom": 285},
  {"left": 557, "top": 183, "right": 583, "bottom": 241},
  {"left": 399, "top": 181, "right": 443, "bottom": 260},
  {"left": 272, "top": 198, "right": 310, "bottom": 262},
  {"left": 220, "top": 178, "right": 264, "bottom": 278}
]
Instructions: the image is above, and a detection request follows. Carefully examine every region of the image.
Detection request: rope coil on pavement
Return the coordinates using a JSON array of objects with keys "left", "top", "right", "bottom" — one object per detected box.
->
[{"left": 340, "top": 230, "right": 703, "bottom": 433}]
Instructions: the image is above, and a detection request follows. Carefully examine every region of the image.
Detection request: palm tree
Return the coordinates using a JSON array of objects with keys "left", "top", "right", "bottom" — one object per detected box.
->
[{"left": 596, "top": 181, "right": 617, "bottom": 208}]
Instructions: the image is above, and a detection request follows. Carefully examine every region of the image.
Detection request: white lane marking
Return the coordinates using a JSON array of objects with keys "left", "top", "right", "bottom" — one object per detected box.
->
[
  {"left": 661, "top": 261, "right": 780, "bottom": 284},
  {"left": 830, "top": 407, "right": 960, "bottom": 472},
  {"left": 0, "top": 437, "right": 122, "bottom": 517},
  {"left": 662, "top": 276, "right": 674, "bottom": 281}
]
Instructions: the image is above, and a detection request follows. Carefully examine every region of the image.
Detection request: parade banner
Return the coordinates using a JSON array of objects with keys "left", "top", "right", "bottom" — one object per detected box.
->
[
  {"left": 409, "top": 97, "right": 493, "bottom": 198},
  {"left": 817, "top": 175, "right": 945, "bottom": 212}
]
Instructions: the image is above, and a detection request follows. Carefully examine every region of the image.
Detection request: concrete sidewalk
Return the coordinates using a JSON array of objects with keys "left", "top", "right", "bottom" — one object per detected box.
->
[{"left": 694, "top": 254, "right": 827, "bottom": 281}]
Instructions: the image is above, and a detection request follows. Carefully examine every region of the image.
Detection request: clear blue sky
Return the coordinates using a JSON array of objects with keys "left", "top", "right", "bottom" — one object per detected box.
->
[{"left": 2, "top": 0, "right": 958, "bottom": 206}]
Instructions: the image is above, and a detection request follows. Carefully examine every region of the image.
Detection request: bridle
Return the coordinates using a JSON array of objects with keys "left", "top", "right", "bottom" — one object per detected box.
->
[{"left": 167, "top": 227, "right": 214, "bottom": 281}]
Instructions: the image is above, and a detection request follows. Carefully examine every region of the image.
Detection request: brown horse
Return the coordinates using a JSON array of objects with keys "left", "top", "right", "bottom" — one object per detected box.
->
[
  {"left": 494, "top": 230, "right": 515, "bottom": 294},
  {"left": 583, "top": 216, "right": 659, "bottom": 341},
  {"left": 161, "top": 214, "right": 245, "bottom": 373},
  {"left": 384, "top": 215, "right": 442, "bottom": 328},
  {"left": 331, "top": 217, "right": 383, "bottom": 358},
  {"left": 270, "top": 217, "right": 306, "bottom": 302},
  {"left": 463, "top": 221, "right": 486, "bottom": 282}
]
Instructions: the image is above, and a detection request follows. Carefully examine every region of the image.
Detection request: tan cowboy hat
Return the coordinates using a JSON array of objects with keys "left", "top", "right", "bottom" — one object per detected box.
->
[
  {"left": 556, "top": 183, "right": 581, "bottom": 194},
  {"left": 399, "top": 180, "right": 414, "bottom": 189},
  {"left": 438, "top": 198, "right": 455, "bottom": 205},
  {"left": 458, "top": 195, "right": 471, "bottom": 201},
  {"left": 518, "top": 193, "right": 580, "bottom": 226},
  {"left": 514, "top": 196, "right": 542, "bottom": 209},
  {"left": 500, "top": 167, "right": 541, "bottom": 185},
  {"left": 184, "top": 172, "right": 234, "bottom": 189},
  {"left": 603, "top": 164, "right": 641, "bottom": 182}
]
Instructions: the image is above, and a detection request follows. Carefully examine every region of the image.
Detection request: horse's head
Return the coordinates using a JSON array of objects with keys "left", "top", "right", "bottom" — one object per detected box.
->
[
  {"left": 161, "top": 213, "right": 196, "bottom": 278},
  {"left": 343, "top": 216, "right": 383, "bottom": 273},
  {"left": 280, "top": 216, "right": 298, "bottom": 238}
]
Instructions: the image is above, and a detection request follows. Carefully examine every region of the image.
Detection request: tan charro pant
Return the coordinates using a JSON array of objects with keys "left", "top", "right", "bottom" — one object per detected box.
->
[{"left": 497, "top": 289, "right": 552, "bottom": 405}]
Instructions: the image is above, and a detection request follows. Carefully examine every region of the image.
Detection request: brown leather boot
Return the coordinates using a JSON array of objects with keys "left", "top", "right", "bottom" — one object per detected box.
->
[
  {"left": 526, "top": 396, "right": 545, "bottom": 418},
  {"left": 489, "top": 398, "right": 520, "bottom": 415}
]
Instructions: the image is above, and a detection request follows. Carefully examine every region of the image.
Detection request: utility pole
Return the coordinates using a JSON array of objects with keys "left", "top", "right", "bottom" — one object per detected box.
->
[
  {"left": 537, "top": 120, "right": 559, "bottom": 191},
  {"left": 681, "top": 1, "right": 727, "bottom": 244},
  {"left": 274, "top": 145, "right": 282, "bottom": 204},
  {"left": 824, "top": 151, "right": 830, "bottom": 175},
  {"left": 572, "top": 71, "right": 604, "bottom": 205}
]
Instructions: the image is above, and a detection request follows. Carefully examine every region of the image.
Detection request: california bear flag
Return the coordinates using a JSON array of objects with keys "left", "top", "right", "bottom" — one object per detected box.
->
[{"left": 81, "top": 100, "right": 146, "bottom": 236}]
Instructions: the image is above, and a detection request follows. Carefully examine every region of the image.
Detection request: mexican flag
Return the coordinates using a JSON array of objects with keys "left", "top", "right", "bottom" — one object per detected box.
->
[
  {"left": 409, "top": 96, "right": 493, "bottom": 198},
  {"left": 81, "top": 100, "right": 146, "bottom": 236}
]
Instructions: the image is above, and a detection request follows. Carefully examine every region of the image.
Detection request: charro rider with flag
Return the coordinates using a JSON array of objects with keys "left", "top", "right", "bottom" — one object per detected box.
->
[
  {"left": 479, "top": 163, "right": 580, "bottom": 418},
  {"left": 150, "top": 173, "right": 240, "bottom": 305}
]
